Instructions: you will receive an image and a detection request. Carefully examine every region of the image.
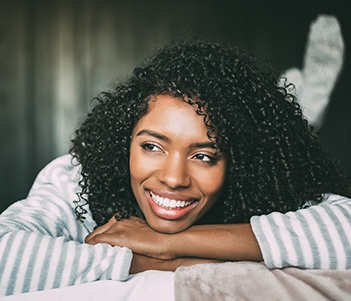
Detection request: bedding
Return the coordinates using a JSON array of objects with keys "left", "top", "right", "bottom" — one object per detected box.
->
[
  {"left": 1, "top": 262, "right": 351, "bottom": 300},
  {"left": 0, "top": 270, "right": 175, "bottom": 301},
  {"left": 174, "top": 261, "right": 351, "bottom": 301}
]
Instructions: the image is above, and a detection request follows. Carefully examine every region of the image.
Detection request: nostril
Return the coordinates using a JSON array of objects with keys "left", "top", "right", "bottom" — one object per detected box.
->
[{"left": 158, "top": 162, "right": 191, "bottom": 188}]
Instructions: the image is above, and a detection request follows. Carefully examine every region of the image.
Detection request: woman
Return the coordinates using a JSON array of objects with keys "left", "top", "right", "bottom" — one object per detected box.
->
[{"left": 0, "top": 41, "right": 350, "bottom": 296}]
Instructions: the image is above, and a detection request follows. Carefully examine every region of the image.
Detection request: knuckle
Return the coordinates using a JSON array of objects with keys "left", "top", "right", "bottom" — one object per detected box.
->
[{"left": 93, "top": 233, "right": 104, "bottom": 244}]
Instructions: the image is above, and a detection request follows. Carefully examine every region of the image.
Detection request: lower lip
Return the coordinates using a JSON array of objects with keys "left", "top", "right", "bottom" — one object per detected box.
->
[{"left": 146, "top": 191, "right": 198, "bottom": 220}]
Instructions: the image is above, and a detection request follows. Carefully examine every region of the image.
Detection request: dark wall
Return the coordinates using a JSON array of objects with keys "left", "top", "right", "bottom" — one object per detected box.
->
[{"left": 1, "top": 0, "right": 350, "bottom": 212}]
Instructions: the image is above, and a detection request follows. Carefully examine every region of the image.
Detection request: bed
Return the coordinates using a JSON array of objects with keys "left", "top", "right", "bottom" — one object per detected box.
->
[{"left": 1, "top": 262, "right": 351, "bottom": 300}]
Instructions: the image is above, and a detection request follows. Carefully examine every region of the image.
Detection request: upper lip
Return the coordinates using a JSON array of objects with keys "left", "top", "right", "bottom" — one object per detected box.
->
[{"left": 147, "top": 189, "right": 198, "bottom": 202}]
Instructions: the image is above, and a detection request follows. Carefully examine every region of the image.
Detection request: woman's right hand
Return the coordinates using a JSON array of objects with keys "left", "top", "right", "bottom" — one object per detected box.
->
[{"left": 85, "top": 216, "right": 176, "bottom": 260}]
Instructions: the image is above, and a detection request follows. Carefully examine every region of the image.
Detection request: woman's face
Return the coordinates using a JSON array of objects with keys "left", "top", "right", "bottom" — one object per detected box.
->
[{"left": 129, "top": 95, "right": 226, "bottom": 233}]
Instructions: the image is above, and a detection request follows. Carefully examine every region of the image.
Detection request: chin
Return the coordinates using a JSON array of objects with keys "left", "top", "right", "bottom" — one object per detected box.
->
[{"left": 148, "top": 219, "right": 190, "bottom": 234}]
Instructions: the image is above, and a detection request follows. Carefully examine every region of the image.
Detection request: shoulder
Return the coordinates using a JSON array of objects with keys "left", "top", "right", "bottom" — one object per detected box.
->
[
  {"left": 321, "top": 193, "right": 351, "bottom": 205},
  {"left": 27, "top": 154, "right": 82, "bottom": 202},
  {"left": 38, "top": 154, "right": 79, "bottom": 176},
  {"left": 33, "top": 154, "right": 80, "bottom": 185}
]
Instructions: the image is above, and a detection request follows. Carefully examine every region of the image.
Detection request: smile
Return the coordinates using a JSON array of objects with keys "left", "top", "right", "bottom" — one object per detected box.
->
[{"left": 150, "top": 191, "right": 196, "bottom": 209}]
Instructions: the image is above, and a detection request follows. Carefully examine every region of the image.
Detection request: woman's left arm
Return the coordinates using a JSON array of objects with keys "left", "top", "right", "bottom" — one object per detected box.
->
[
  {"left": 250, "top": 194, "right": 351, "bottom": 269},
  {"left": 85, "top": 217, "right": 262, "bottom": 263},
  {"left": 174, "top": 194, "right": 351, "bottom": 269},
  {"left": 86, "top": 194, "right": 351, "bottom": 269},
  {"left": 165, "top": 223, "right": 263, "bottom": 262}
]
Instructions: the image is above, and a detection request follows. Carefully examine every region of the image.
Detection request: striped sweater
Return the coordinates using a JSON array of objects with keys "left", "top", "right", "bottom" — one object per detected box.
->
[
  {"left": 0, "top": 155, "right": 132, "bottom": 296},
  {"left": 0, "top": 155, "right": 350, "bottom": 296},
  {"left": 251, "top": 193, "right": 351, "bottom": 269}
]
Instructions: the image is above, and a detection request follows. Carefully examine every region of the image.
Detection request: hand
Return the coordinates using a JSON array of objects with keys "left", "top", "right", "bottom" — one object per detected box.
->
[
  {"left": 86, "top": 217, "right": 262, "bottom": 262},
  {"left": 85, "top": 216, "right": 175, "bottom": 260}
]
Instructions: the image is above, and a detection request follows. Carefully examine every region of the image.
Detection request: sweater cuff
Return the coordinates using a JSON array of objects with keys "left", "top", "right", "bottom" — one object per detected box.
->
[
  {"left": 110, "top": 247, "right": 133, "bottom": 281},
  {"left": 250, "top": 215, "right": 276, "bottom": 269}
]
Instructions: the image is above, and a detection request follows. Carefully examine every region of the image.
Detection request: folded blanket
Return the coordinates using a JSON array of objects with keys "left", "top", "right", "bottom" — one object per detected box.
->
[{"left": 174, "top": 262, "right": 351, "bottom": 301}]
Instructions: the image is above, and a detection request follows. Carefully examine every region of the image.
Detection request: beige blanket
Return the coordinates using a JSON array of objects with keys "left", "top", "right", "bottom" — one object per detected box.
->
[{"left": 174, "top": 262, "right": 351, "bottom": 301}]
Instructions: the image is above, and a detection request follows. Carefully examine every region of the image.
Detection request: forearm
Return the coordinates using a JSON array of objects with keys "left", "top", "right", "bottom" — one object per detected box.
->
[
  {"left": 85, "top": 217, "right": 262, "bottom": 262},
  {"left": 0, "top": 230, "right": 132, "bottom": 296},
  {"left": 168, "top": 223, "right": 262, "bottom": 262},
  {"left": 130, "top": 253, "right": 222, "bottom": 274},
  {"left": 251, "top": 195, "right": 351, "bottom": 269}
]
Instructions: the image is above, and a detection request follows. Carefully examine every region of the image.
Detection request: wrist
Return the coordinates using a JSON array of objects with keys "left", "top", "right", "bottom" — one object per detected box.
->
[
  {"left": 168, "top": 229, "right": 191, "bottom": 258},
  {"left": 157, "top": 231, "right": 183, "bottom": 260}
]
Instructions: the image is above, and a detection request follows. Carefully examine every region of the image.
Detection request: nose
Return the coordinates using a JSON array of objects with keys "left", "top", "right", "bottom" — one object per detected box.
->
[{"left": 158, "top": 153, "right": 191, "bottom": 189}]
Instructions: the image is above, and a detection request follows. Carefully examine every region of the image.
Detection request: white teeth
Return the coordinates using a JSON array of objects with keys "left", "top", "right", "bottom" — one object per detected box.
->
[{"left": 150, "top": 191, "right": 194, "bottom": 209}]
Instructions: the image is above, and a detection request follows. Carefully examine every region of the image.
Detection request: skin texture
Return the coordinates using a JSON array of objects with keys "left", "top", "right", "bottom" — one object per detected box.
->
[
  {"left": 85, "top": 95, "right": 262, "bottom": 271},
  {"left": 129, "top": 95, "right": 226, "bottom": 234},
  {"left": 86, "top": 216, "right": 262, "bottom": 259}
]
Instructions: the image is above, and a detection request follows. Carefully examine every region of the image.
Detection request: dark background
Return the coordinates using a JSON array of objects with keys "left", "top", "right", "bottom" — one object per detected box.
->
[{"left": 1, "top": 0, "right": 350, "bottom": 212}]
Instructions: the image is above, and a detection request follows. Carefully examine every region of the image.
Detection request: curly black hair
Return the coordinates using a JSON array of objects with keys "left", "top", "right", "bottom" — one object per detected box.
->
[{"left": 70, "top": 41, "right": 351, "bottom": 227}]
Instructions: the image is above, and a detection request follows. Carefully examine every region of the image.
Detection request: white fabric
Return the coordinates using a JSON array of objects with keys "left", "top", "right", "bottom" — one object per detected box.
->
[
  {"left": 284, "top": 15, "right": 344, "bottom": 127},
  {"left": 0, "top": 271, "right": 174, "bottom": 301}
]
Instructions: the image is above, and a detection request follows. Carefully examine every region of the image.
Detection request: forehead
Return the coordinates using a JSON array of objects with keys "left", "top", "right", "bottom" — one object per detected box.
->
[{"left": 133, "top": 95, "right": 210, "bottom": 141}]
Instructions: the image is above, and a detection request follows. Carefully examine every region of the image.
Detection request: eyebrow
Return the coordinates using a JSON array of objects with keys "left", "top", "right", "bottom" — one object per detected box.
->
[
  {"left": 136, "top": 129, "right": 217, "bottom": 149},
  {"left": 136, "top": 129, "right": 170, "bottom": 142}
]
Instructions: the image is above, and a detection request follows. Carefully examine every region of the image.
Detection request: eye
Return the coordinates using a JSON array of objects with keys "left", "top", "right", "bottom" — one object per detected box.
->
[
  {"left": 140, "top": 143, "right": 162, "bottom": 152},
  {"left": 192, "top": 153, "right": 217, "bottom": 164}
]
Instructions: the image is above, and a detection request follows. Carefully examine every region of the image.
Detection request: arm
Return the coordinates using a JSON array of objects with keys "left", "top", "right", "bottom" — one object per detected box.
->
[
  {"left": 167, "top": 223, "right": 262, "bottom": 261},
  {"left": 86, "top": 216, "right": 262, "bottom": 263},
  {"left": 86, "top": 194, "right": 351, "bottom": 270},
  {"left": 129, "top": 254, "right": 222, "bottom": 274},
  {"left": 251, "top": 194, "right": 351, "bottom": 269},
  {"left": 0, "top": 231, "right": 132, "bottom": 296},
  {"left": 0, "top": 155, "right": 132, "bottom": 296}
]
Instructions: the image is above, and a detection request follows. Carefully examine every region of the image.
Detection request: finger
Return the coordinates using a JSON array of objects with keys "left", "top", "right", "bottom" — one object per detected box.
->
[
  {"left": 86, "top": 214, "right": 121, "bottom": 239},
  {"left": 85, "top": 220, "right": 116, "bottom": 243},
  {"left": 86, "top": 232, "right": 125, "bottom": 247},
  {"left": 86, "top": 231, "right": 115, "bottom": 245}
]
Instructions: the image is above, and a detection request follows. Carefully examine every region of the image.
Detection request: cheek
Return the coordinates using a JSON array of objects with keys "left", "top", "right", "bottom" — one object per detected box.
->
[
  {"left": 129, "top": 146, "right": 157, "bottom": 200},
  {"left": 129, "top": 143, "right": 156, "bottom": 174},
  {"left": 129, "top": 148, "right": 144, "bottom": 193},
  {"left": 194, "top": 164, "right": 226, "bottom": 202},
  {"left": 130, "top": 143, "right": 148, "bottom": 173}
]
